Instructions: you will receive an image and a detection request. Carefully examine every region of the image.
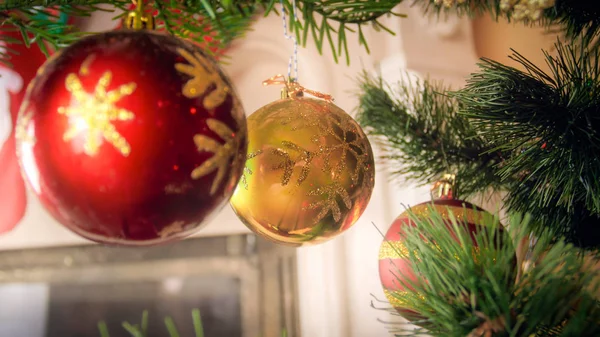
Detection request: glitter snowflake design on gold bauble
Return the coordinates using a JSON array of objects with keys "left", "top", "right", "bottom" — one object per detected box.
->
[{"left": 230, "top": 97, "right": 375, "bottom": 246}]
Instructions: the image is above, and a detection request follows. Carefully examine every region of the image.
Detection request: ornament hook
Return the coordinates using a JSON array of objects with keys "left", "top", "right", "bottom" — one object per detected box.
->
[
  {"left": 262, "top": 74, "right": 334, "bottom": 102},
  {"left": 125, "top": 0, "right": 156, "bottom": 30},
  {"left": 430, "top": 173, "right": 456, "bottom": 200},
  {"left": 280, "top": 0, "right": 299, "bottom": 81}
]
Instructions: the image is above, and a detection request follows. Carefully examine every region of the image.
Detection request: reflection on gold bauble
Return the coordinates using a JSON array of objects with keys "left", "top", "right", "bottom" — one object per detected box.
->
[{"left": 230, "top": 97, "right": 375, "bottom": 246}]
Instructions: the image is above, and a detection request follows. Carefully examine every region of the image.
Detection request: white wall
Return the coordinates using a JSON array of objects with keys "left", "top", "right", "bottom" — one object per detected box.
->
[{"left": 0, "top": 283, "right": 49, "bottom": 337}]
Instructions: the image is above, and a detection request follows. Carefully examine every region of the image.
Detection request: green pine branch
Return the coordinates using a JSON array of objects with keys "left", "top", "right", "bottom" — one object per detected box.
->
[
  {"left": 98, "top": 309, "right": 288, "bottom": 337},
  {"left": 3, "top": 0, "right": 597, "bottom": 66},
  {"left": 0, "top": 0, "right": 404, "bottom": 65},
  {"left": 98, "top": 309, "right": 204, "bottom": 337},
  {"left": 151, "top": 0, "right": 256, "bottom": 57},
  {"left": 356, "top": 72, "right": 505, "bottom": 199},
  {"left": 417, "top": 0, "right": 600, "bottom": 47},
  {"left": 519, "top": 198, "right": 600, "bottom": 257},
  {"left": 454, "top": 40, "right": 600, "bottom": 247},
  {"left": 0, "top": 0, "right": 255, "bottom": 59},
  {"left": 384, "top": 209, "right": 600, "bottom": 336},
  {"left": 543, "top": 0, "right": 600, "bottom": 46},
  {"left": 0, "top": 4, "right": 119, "bottom": 59}
]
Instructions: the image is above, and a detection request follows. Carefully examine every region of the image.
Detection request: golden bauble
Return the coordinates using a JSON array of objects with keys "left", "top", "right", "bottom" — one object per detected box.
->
[{"left": 230, "top": 97, "right": 375, "bottom": 246}]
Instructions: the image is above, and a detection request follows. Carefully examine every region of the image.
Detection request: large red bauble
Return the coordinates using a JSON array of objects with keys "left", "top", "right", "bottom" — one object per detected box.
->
[
  {"left": 0, "top": 30, "right": 48, "bottom": 234},
  {"left": 16, "top": 30, "right": 247, "bottom": 245},
  {"left": 378, "top": 199, "right": 499, "bottom": 322}
]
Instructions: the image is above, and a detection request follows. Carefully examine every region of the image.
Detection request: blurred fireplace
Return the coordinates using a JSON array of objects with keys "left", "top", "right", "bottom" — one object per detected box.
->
[{"left": 0, "top": 234, "right": 299, "bottom": 337}]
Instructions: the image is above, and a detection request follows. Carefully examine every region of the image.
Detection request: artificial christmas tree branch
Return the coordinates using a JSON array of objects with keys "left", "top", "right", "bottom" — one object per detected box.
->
[
  {"left": 418, "top": 0, "right": 600, "bottom": 46},
  {"left": 0, "top": 9, "right": 90, "bottom": 61},
  {"left": 97, "top": 309, "right": 289, "bottom": 337},
  {"left": 98, "top": 309, "right": 206, "bottom": 337},
  {"left": 358, "top": 40, "right": 600, "bottom": 247},
  {"left": 546, "top": 0, "right": 600, "bottom": 46},
  {"left": 455, "top": 40, "right": 600, "bottom": 247},
  {"left": 150, "top": 0, "right": 256, "bottom": 56},
  {"left": 356, "top": 73, "right": 505, "bottom": 199},
  {"left": 386, "top": 210, "right": 600, "bottom": 337},
  {"left": 0, "top": 0, "right": 403, "bottom": 64},
  {"left": 0, "top": 0, "right": 255, "bottom": 59},
  {"left": 2, "top": 0, "right": 598, "bottom": 64}
]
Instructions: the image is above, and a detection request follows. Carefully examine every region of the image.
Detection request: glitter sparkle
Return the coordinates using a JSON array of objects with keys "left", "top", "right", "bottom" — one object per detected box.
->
[{"left": 58, "top": 59, "right": 137, "bottom": 157}]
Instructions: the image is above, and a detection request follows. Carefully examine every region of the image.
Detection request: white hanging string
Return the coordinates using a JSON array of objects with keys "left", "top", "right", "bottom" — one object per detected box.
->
[{"left": 280, "top": 0, "right": 299, "bottom": 81}]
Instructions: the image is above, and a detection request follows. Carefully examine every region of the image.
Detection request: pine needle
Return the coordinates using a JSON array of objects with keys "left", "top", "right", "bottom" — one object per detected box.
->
[
  {"left": 140, "top": 311, "right": 148, "bottom": 336},
  {"left": 165, "top": 316, "right": 181, "bottom": 337},
  {"left": 192, "top": 309, "right": 205, "bottom": 337},
  {"left": 122, "top": 322, "right": 144, "bottom": 337},
  {"left": 98, "top": 321, "right": 110, "bottom": 337}
]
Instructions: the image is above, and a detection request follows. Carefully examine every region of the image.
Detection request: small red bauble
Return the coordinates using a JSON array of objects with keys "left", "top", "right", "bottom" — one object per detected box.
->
[
  {"left": 378, "top": 199, "right": 499, "bottom": 322},
  {"left": 16, "top": 30, "right": 247, "bottom": 245}
]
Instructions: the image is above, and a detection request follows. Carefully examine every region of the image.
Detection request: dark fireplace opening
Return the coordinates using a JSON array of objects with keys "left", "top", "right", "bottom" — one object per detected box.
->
[
  {"left": 0, "top": 234, "right": 299, "bottom": 337},
  {"left": 46, "top": 277, "right": 242, "bottom": 337}
]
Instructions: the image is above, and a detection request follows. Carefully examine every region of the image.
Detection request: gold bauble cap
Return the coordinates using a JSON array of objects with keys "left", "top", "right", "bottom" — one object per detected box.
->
[
  {"left": 123, "top": 0, "right": 156, "bottom": 30},
  {"left": 430, "top": 173, "right": 456, "bottom": 200}
]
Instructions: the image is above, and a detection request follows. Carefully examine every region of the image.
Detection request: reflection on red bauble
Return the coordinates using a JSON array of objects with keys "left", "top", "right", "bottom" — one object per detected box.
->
[
  {"left": 16, "top": 30, "right": 247, "bottom": 245},
  {"left": 378, "top": 199, "right": 499, "bottom": 322}
]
